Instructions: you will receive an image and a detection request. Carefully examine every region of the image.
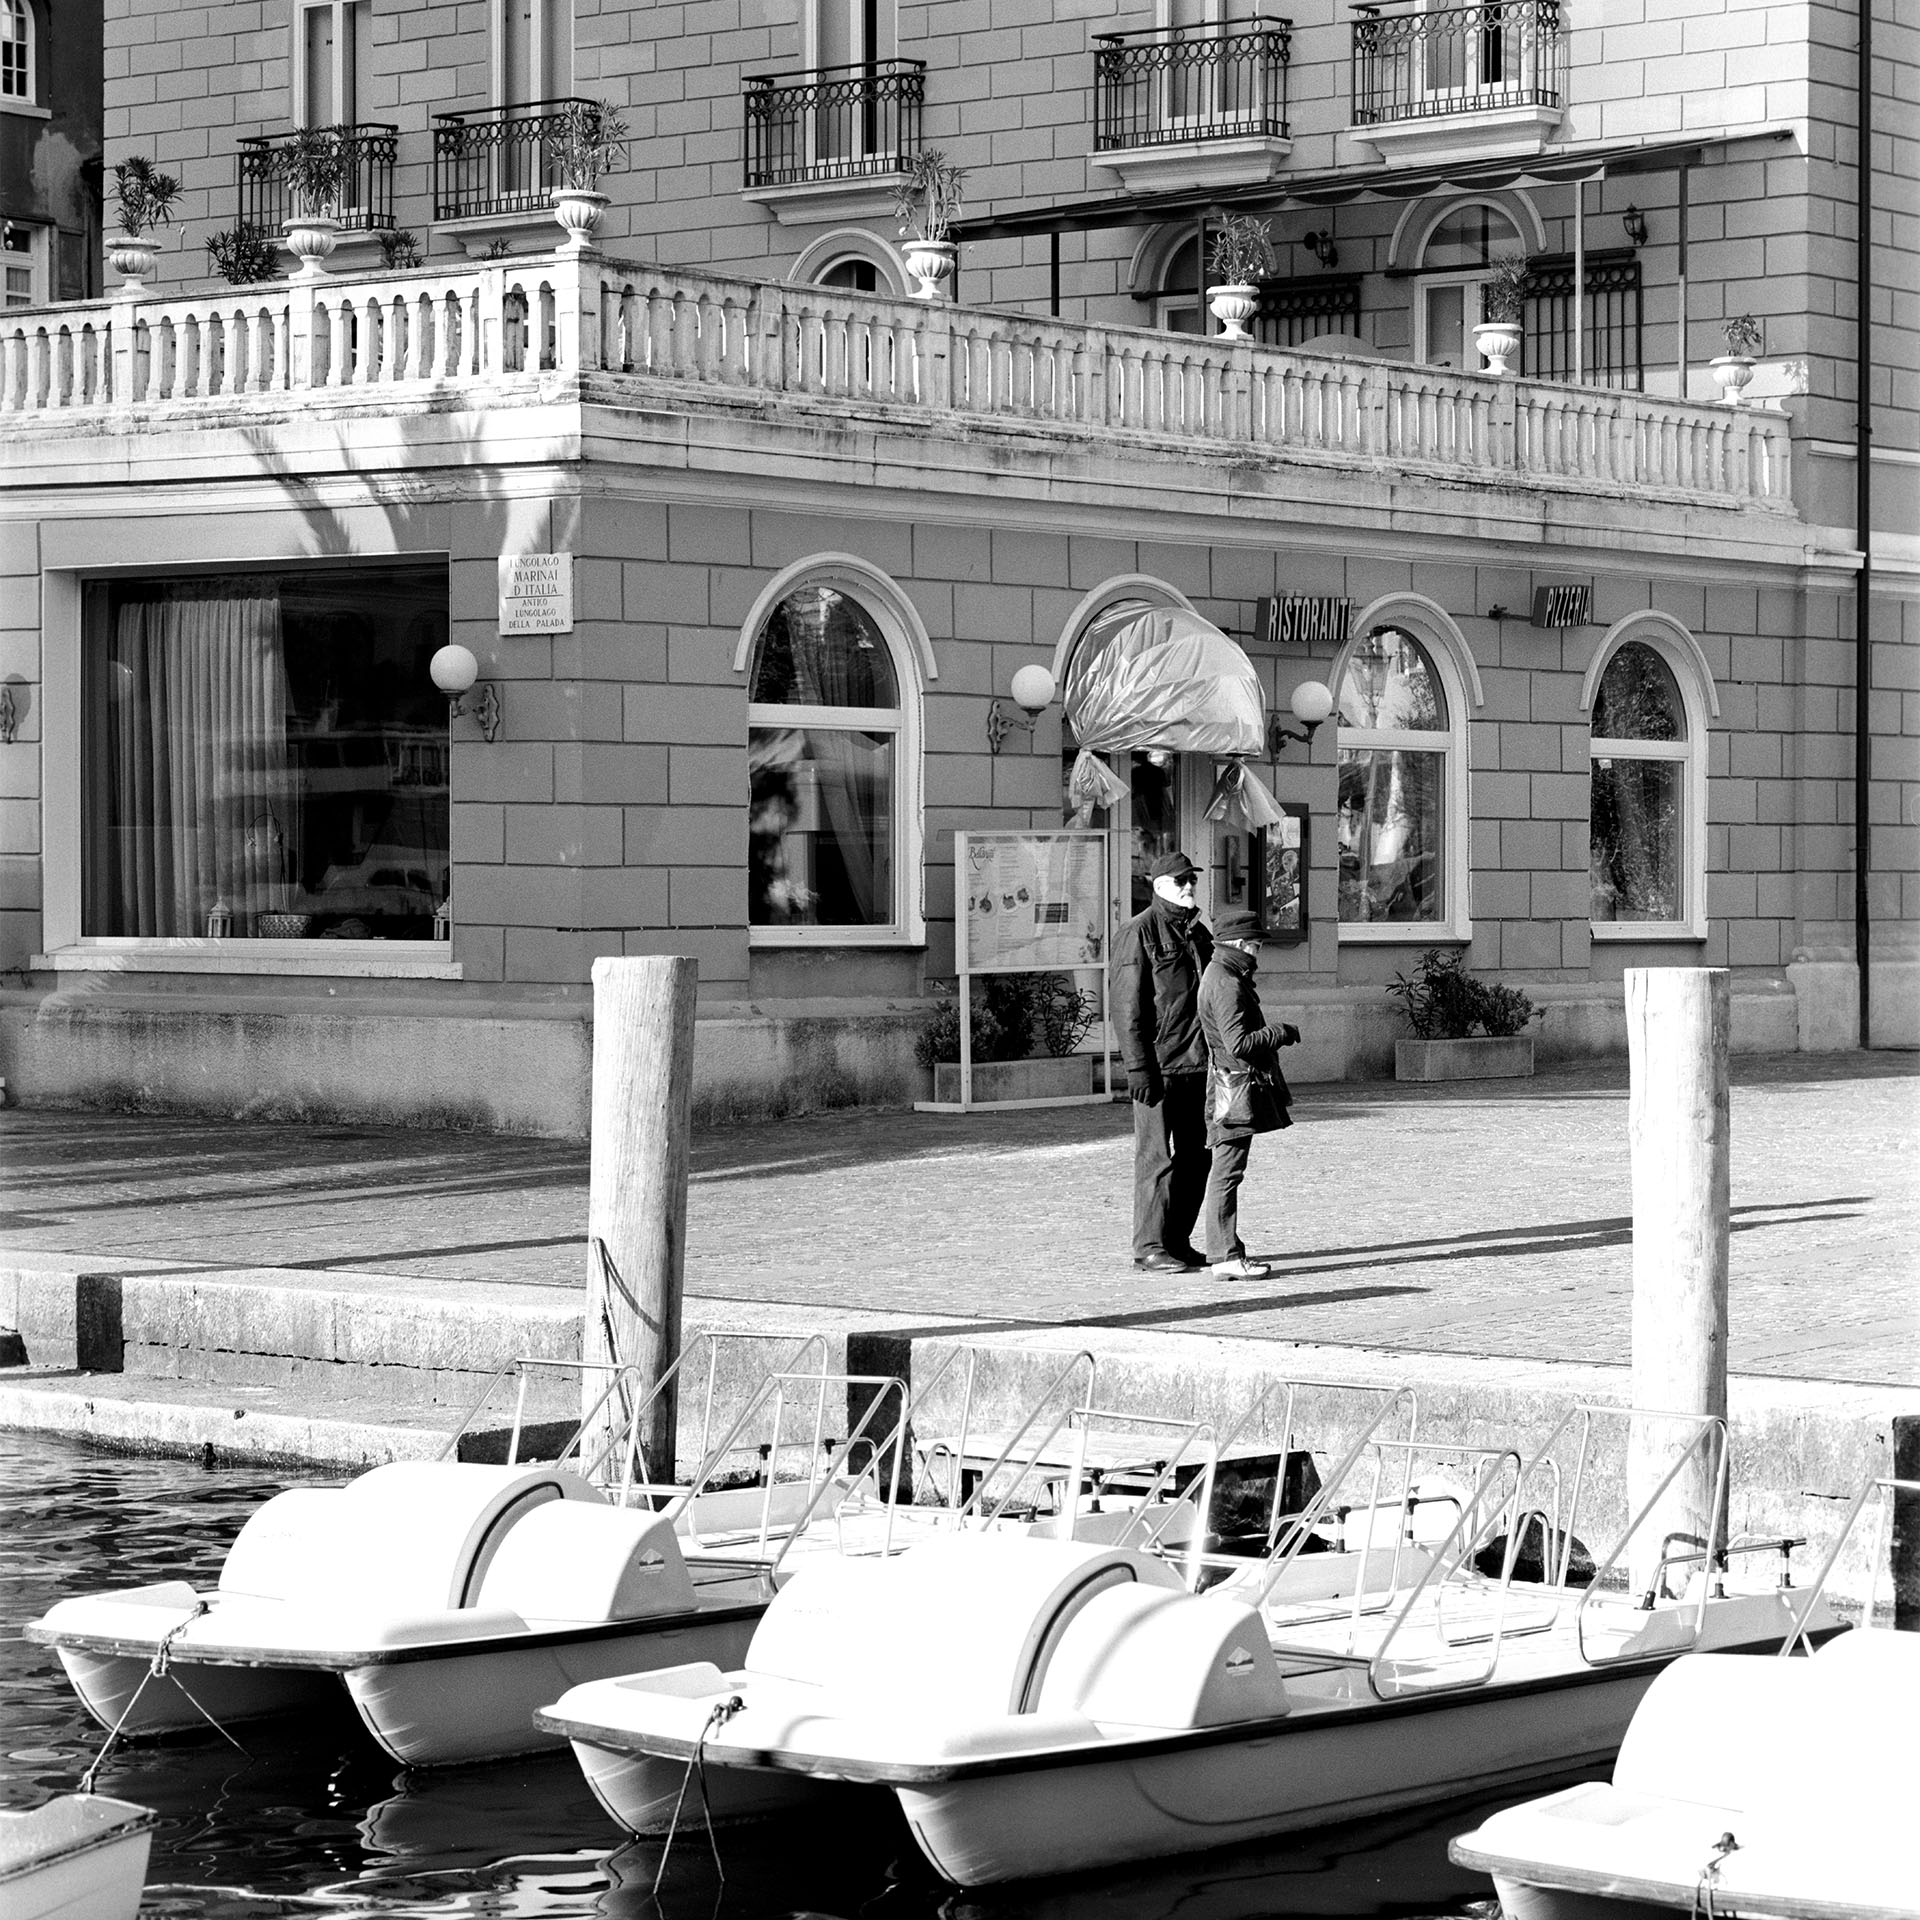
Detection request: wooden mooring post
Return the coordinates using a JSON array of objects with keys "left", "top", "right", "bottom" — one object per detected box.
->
[
  {"left": 1626, "top": 967, "right": 1731, "bottom": 1599},
  {"left": 582, "top": 955, "right": 698, "bottom": 1488}
]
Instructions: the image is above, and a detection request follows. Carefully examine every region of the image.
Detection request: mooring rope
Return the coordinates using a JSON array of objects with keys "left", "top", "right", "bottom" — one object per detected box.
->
[
  {"left": 652, "top": 1693, "right": 745, "bottom": 1894},
  {"left": 1691, "top": 1830, "right": 1741, "bottom": 1920},
  {"left": 80, "top": 1598, "right": 239, "bottom": 1791}
]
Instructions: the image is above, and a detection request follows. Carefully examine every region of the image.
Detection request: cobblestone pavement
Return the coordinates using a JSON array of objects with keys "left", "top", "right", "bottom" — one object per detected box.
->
[{"left": 5, "top": 1053, "right": 1916, "bottom": 1386}]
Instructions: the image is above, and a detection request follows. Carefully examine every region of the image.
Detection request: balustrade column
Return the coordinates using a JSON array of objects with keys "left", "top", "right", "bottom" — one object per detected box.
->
[{"left": 549, "top": 258, "right": 602, "bottom": 375}]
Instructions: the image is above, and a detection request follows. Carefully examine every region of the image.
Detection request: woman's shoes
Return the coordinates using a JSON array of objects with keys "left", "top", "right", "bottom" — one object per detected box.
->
[{"left": 1210, "top": 1255, "right": 1271, "bottom": 1280}]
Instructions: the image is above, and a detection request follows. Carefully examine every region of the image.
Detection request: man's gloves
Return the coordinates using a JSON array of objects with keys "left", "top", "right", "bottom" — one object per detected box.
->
[
  {"left": 1127, "top": 1067, "right": 1164, "bottom": 1105},
  {"left": 1280, "top": 1023, "right": 1302, "bottom": 1047}
]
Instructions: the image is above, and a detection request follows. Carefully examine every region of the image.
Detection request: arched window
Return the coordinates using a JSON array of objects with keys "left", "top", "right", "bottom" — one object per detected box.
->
[
  {"left": 1, "top": 0, "right": 34, "bottom": 104},
  {"left": 816, "top": 257, "right": 878, "bottom": 292},
  {"left": 1585, "top": 620, "right": 1713, "bottom": 938},
  {"left": 1415, "top": 200, "right": 1524, "bottom": 370},
  {"left": 744, "top": 571, "right": 922, "bottom": 942},
  {"left": 1333, "top": 605, "right": 1475, "bottom": 939}
]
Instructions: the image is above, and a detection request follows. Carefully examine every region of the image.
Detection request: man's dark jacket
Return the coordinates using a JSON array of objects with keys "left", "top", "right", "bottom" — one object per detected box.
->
[
  {"left": 1113, "top": 899, "right": 1213, "bottom": 1076},
  {"left": 1199, "top": 945, "right": 1293, "bottom": 1138}
]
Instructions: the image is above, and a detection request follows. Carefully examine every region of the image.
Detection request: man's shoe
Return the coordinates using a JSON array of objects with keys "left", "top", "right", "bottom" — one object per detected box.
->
[
  {"left": 1211, "top": 1256, "right": 1271, "bottom": 1280},
  {"left": 1134, "top": 1252, "right": 1194, "bottom": 1275},
  {"left": 1165, "top": 1247, "right": 1209, "bottom": 1270}
]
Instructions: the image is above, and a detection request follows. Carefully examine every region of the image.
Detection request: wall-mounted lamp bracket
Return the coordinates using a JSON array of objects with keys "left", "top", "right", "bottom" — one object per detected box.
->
[
  {"left": 0, "top": 685, "right": 16, "bottom": 746},
  {"left": 1622, "top": 204, "right": 1649, "bottom": 249},
  {"left": 986, "top": 699, "right": 1039, "bottom": 755},
  {"left": 1267, "top": 712, "right": 1323, "bottom": 757},
  {"left": 1301, "top": 229, "right": 1338, "bottom": 270},
  {"left": 1485, "top": 604, "right": 1513, "bottom": 622},
  {"left": 451, "top": 681, "right": 503, "bottom": 743}
]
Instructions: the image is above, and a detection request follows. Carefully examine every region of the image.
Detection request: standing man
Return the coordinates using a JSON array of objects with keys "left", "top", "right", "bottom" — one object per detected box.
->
[{"left": 1112, "top": 850, "right": 1213, "bottom": 1272}]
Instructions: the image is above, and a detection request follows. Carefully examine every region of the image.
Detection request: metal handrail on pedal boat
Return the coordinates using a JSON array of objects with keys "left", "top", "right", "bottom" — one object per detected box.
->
[
  {"left": 1570, "top": 1407, "right": 1729, "bottom": 1667},
  {"left": 1777, "top": 1472, "right": 1920, "bottom": 1655}
]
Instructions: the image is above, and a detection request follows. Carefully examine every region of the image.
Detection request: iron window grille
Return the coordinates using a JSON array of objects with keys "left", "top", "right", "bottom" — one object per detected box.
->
[
  {"left": 432, "top": 98, "right": 600, "bottom": 222},
  {"left": 1351, "top": 0, "right": 1561, "bottom": 126},
  {"left": 744, "top": 58, "right": 926, "bottom": 188},
  {"left": 1094, "top": 20, "right": 1292, "bottom": 150},
  {"left": 237, "top": 123, "right": 398, "bottom": 234},
  {"left": 1257, "top": 274, "right": 1363, "bottom": 348},
  {"left": 1519, "top": 249, "right": 1643, "bottom": 389}
]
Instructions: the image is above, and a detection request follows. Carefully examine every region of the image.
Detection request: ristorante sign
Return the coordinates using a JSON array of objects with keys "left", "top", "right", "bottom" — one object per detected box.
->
[{"left": 1252, "top": 595, "right": 1352, "bottom": 649}]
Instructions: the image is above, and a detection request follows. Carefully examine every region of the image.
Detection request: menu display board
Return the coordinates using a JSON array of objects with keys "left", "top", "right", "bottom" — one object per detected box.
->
[{"left": 960, "top": 831, "right": 1109, "bottom": 975}]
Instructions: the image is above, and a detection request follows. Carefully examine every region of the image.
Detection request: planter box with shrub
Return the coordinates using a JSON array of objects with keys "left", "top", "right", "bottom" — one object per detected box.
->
[{"left": 1388, "top": 949, "right": 1539, "bottom": 1083}]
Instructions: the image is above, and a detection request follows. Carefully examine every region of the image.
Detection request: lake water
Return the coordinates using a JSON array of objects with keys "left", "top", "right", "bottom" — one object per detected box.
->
[{"left": 1, "top": 1432, "right": 1544, "bottom": 1920}]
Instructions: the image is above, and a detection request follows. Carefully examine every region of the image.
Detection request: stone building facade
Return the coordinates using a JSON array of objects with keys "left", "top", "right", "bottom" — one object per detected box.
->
[{"left": 0, "top": 0, "right": 1912, "bottom": 1130}]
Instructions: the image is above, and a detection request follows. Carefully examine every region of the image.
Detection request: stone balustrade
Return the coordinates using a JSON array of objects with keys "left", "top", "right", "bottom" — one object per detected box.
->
[{"left": 0, "top": 254, "right": 1792, "bottom": 509}]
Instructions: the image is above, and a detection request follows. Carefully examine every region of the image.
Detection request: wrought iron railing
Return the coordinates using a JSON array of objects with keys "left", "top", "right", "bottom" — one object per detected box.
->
[
  {"left": 743, "top": 59, "right": 925, "bottom": 187},
  {"left": 1352, "top": 1, "right": 1561, "bottom": 125},
  {"left": 432, "top": 98, "right": 599, "bottom": 221},
  {"left": 236, "top": 123, "right": 398, "bottom": 234},
  {"left": 1094, "top": 20, "right": 1292, "bottom": 149}
]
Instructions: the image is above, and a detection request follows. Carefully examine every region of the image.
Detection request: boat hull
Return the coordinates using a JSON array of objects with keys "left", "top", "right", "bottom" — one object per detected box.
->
[
  {"left": 1, "top": 1832, "right": 152, "bottom": 1920},
  {"left": 1490, "top": 1876, "right": 1677, "bottom": 1920},
  {"left": 897, "top": 1662, "right": 1658, "bottom": 1886},
  {"left": 53, "top": 1645, "right": 334, "bottom": 1737},
  {"left": 346, "top": 1614, "right": 761, "bottom": 1767},
  {"left": 569, "top": 1733, "right": 844, "bottom": 1834}
]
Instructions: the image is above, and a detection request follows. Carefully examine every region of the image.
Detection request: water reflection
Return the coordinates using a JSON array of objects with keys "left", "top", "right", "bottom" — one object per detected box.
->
[{"left": 1, "top": 1433, "right": 1515, "bottom": 1920}]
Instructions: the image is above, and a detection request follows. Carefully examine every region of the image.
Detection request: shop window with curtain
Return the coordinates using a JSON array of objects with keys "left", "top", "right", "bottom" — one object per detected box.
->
[
  {"left": 747, "top": 583, "right": 902, "bottom": 935},
  {"left": 1589, "top": 640, "right": 1690, "bottom": 926},
  {"left": 80, "top": 566, "right": 450, "bottom": 944},
  {"left": 1336, "top": 628, "right": 1450, "bottom": 926}
]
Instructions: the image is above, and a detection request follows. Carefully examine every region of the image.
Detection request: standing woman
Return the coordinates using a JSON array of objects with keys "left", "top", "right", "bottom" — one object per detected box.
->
[{"left": 1197, "top": 910, "right": 1300, "bottom": 1281}]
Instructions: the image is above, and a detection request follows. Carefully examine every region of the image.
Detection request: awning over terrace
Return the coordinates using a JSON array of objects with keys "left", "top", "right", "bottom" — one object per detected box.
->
[{"left": 951, "top": 129, "right": 1794, "bottom": 242}]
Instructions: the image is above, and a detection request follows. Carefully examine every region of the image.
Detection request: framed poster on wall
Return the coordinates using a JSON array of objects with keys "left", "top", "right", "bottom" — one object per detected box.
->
[
  {"left": 915, "top": 829, "right": 1116, "bottom": 1114},
  {"left": 1259, "top": 804, "right": 1310, "bottom": 944}
]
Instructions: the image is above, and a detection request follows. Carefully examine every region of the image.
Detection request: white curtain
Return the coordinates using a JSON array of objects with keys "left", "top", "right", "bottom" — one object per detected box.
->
[{"left": 108, "top": 590, "right": 291, "bottom": 936}]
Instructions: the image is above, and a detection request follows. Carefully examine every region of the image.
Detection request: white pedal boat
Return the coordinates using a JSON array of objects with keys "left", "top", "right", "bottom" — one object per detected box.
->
[
  {"left": 28, "top": 1460, "right": 763, "bottom": 1769},
  {"left": 539, "top": 1396, "right": 1838, "bottom": 1886},
  {"left": 0, "top": 1796, "right": 155, "bottom": 1920},
  {"left": 539, "top": 1527, "right": 1824, "bottom": 1886},
  {"left": 1451, "top": 1628, "right": 1920, "bottom": 1920},
  {"left": 1452, "top": 1470, "right": 1920, "bottom": 1920}
]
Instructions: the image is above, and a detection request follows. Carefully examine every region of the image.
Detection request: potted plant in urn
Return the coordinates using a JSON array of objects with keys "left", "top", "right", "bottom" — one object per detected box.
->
[
  {"left": 1206, "top": 215, "right": 1274, "bottom": 339},
  {"left": 894, "top": 149, "right": 966, "bottom": 300},
  {"left": 1387, "top": 948, "right": 1539, "bottom": 1081},
  {"left": 1710, "top": 313, "right": 1763, "bottom": 406},
  {"left": 106, "top": 158, "right": 182, "bottom": 297},
  {"left": 549, "top": 101, "right": 630, "bottom": 252},
  {"left": 1472, "top": 252, "right": 1530, "bottom": 376},
  {"left": 277, "top": 126, "right": 348, "bottom": 277}
]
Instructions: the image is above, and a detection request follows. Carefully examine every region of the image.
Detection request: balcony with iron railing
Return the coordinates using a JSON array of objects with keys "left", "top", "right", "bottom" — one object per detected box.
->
[
  {"left": 1350, "top": 0, "right": 1564, "bottom": 161},
  {"left": 741, "top": 59, "right": 925, "bottom": 223},
  {"left": 237, "top": 124, "right": 399, "bottom": 237},
  {"left": 432, "top": 98, "right": 601, "bottom": 245},
  {"left": 0, "top": 255, "right": 1794, "bottom": 528},
  {"left": 1091, "top": 20, "right": 1293, "bottom": 193}
]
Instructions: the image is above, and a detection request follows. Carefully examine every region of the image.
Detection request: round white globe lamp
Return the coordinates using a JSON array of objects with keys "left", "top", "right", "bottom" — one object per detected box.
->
[
  {"left": 429, "top": 642, "right": 502, "bottom": 742},
  {"left": 1010, "top": 664, "right": 1057, "bottom": 715}
]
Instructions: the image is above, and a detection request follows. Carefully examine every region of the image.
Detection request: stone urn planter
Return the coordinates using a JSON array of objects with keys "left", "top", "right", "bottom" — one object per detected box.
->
[
  {"left": 551, "top": 187, "right": 610, "bottom": 253},
  {"left": 283, "top": 213, "right": 340, "bottom": 279},
  {"left": 933, "top": 1053, "right": 1096, "bottom": 1104},
  {"left": 1708, "top": 353, "right": 1756, "bottom": 407},
  {"left": 1395, "top": 1036, "right": 1535, "bottom": 1082},
  {"left": 105, "top": 234, "right": 158, "bottom": 298},
  {"left": 902, "top": 238, "right": 956, "bottom": 301},
  {"left": 1473, "top": 318, "right": 1522, "bottom": 377},
  {"left": 1207, "top": 283, "right": 1259, "bottom": 340}
]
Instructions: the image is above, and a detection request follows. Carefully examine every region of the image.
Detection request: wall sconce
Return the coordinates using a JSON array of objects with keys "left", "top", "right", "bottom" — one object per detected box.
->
[
  {"left": 986, "top": 663, "right": 1057, "bottom": 754},
  {"left": 0, "top": 685, "right": 17, "bottom": 745},
  {"left": 1622, "top": 205, "right": 1648, "bottom": 249},
  {"left": 430, "top": 643, "right": 502, "bottom": 743},
  {"left": 1301, "top": 229, "right": 1338, "bottom": 270},
  {"left": 1268, "top": 678, "right": 1334, "bottom": 756}
]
